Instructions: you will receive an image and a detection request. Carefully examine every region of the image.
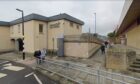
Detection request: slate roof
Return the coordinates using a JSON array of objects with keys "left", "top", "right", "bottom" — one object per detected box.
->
[
  {"left": 0, "top": 13, "right": 84, "bottom": 26},
  {"left": 48, "top": 13, "right": 84, "bottom": 25},
  {"left": 0, "top": 21, "right": 10, "bottom": 26},
  {"left": 10, "top": 13, "right": 48, "bottom": 25}
]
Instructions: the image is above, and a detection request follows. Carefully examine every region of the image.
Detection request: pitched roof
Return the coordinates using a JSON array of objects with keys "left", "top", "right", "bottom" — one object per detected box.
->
[
  {"left": 48, "top": 13, "right": 84, "bottom": 25},
  {"left": 10, "top": 13, "right": 48, "bottom": 25},
  {"left": 0, "top": 21, "right": 10, "bottom": 26},
  {"left": 9, "top": 13, "right": 84, "bottom": 25}
]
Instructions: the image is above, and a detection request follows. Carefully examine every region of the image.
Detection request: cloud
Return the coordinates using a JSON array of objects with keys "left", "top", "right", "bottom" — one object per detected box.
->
[{"left": 0, "top": 0, "right": 125, "bottom": 36}]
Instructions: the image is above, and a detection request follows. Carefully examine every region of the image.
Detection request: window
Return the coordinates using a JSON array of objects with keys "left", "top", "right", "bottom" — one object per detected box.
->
[
  {"left": 39, "top": 24, "right": 43, "bottom": 34},
  {"left": 77, "top": 25, "right": 79, "bottom": 29},
  {"left": 70, "top": 22, "right": 73, "bottom": 27}
]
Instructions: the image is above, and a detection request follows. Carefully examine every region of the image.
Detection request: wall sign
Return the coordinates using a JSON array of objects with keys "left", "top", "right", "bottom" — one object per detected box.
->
[{"left": 50, "top": 22, "right": 60, "bottom": 28}]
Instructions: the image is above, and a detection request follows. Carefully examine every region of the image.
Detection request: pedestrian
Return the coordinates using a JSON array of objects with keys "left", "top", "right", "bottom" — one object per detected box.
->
[
  {"left": 101, "top": 44, "right": 105, "bottom": 54},
  {"left": 40, "top": 48, "right": 46, "bottom": 64},
  {"left": 34, "top": 50, "right": 41, "bottom": 64},
  {"left": 105, "top": 41, "right": 108, "bottom": 48}
]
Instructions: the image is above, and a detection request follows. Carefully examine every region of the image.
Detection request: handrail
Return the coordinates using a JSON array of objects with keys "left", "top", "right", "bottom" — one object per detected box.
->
[{"left": 42, "top": 60, "right": 140, "bottom": 84}]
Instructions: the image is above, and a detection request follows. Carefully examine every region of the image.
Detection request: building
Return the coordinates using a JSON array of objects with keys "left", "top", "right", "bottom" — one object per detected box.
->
[
  {"left": 0, "top": 21, "right": 14, "bottom": 53},
  {"left": 116, "top": 0, "right": 140, "bottom": 49},
  {"left": 0, "top": 13, "right": 84, "bottom": 54}
]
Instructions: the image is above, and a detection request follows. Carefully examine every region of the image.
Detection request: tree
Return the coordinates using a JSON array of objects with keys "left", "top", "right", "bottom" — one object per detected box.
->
[{"left": 107, "top": 32, "right": 115, "bottom": 38}]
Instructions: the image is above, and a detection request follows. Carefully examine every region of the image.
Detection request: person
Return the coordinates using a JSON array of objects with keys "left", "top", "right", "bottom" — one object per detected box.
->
[
  {"left": 40, "top": 48, "right": 46, "bottom": 64},
  {"left": 101, "top": 44, "right": 105, "bottom": 54},
  {"left": 34, "top": 50, "right": 41, "bottom": 64},
  {"left": 104, "top": 41, "right": 108, "bottom": 48}
]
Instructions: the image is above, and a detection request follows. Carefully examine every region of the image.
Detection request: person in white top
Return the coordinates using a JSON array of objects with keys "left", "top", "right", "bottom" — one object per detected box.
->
[{"left": 40, "top": 48, "right": 46, "bottom": 64}]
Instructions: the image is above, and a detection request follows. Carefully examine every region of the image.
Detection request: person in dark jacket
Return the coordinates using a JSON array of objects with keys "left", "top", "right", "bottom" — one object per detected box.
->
[
  {"left": 105, "top": 41, "right": 108, "bottom": 48},
  {"left": 101, "top": 44, "right": 105, "bottom": 54},
  {"left": 34, "top": 50, "right": 41, "bottom": 64}
]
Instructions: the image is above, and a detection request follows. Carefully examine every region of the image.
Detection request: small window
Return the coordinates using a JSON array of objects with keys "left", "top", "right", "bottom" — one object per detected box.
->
[
  {"left": 70, "top": 22, "right": 73, "bottom": 27},
  {"left": 77, "top": 25, "right": 79, "bottom": 29},
  {"left": 39, "top": 24, "right": 43, "bottom": 34}
]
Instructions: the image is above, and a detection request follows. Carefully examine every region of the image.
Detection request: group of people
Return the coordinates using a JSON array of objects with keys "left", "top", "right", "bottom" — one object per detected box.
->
[
  {"left": 100, "top": 41, "right": 109, "bottom": 54},
  {"left": 34, "top": 49, "right": 47, "bottom": 64}
]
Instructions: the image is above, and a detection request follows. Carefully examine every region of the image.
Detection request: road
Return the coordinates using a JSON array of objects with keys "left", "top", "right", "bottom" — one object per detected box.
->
[{"left": 0, "top": 59, "right": 58, "bottom": 84}]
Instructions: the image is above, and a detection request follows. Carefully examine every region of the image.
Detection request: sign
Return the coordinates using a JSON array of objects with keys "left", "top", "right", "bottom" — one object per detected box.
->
[{"left": 50, "top": 22, "right": 60, "bottom": 28}]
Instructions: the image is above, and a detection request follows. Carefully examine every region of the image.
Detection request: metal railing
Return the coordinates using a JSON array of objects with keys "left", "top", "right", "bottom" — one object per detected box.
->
[{"left": 38, "top": 59, "right": 140, "bottom": 84}]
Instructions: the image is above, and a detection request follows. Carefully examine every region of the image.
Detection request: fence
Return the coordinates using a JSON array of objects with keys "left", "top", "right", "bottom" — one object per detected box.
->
[{"left": 37, "top": 59, "right": 140, "bottom": 84}]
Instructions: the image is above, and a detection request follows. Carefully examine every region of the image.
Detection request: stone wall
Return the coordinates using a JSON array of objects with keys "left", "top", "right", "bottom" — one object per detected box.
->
[{"left": 106, "top": 45, "right": 136, "bottom": 71}]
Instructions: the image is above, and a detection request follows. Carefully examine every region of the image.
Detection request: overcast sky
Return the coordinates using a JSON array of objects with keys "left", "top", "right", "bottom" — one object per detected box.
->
[{"left": 0, "top": 0, "right": 125, "bottom": 36}]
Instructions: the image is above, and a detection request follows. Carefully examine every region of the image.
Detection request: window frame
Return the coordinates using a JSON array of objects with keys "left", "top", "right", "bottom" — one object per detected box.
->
[
  {"left": 70, "top": 22, "right": 73, "bottom": 27},
  {"left": 39, "top": 24, "right": 43, "bottom": 34}
]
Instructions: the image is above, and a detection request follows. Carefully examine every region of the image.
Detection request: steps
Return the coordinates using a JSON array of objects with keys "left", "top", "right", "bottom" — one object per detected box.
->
[{"left": 128, "top": 58, "right": 140, "bottom": 73}]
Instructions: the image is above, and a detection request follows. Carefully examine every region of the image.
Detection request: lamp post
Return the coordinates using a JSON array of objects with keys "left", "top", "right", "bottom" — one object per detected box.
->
[
  {"left": 94, "top": 13, "right": 96, "bottom": 34},
  {"left": 16, "top": 8, "right": 25, "bottom": 60}
]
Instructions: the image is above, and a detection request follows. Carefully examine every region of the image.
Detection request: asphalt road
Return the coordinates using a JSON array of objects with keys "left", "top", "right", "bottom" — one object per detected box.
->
[{"left": 0, "top": 59, "right": 58, "bottom": 84}]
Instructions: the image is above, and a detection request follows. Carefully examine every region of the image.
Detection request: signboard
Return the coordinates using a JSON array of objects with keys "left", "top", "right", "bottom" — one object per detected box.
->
[{"left": 50, "top": 22, "right": 60, "bottom": 28}]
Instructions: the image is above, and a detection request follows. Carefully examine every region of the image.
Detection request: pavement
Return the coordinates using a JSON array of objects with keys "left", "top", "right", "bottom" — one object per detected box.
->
[
  {"left": 0, "top": 53, "right": 58, "bottom": 84},
  {"left": 1, "top": 51, "right": 140, "bottom": 84}
]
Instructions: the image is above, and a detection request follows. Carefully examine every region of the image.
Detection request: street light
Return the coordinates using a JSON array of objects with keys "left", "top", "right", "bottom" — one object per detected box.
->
[
  {"left": 16, "top": 8, "right": 25, "bottom": 60},
  {"left": 94, "top": 13, "right": 96, "bottom": 34}
]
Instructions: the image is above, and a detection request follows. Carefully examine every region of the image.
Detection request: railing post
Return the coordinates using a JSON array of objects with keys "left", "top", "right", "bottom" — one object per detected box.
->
[{"left": 97, "top": 70, "right": 100, "bottom": 84}]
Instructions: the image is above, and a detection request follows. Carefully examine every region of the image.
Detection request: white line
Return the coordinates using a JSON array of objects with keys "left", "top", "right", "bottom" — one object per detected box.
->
[
  {"left": 33, "top": 74, "right": 43, "bottom": 84},
  {"left": 0, "top": 61, "right": 9, "bottom": 65},
  {"left": 25, "top": 72, "right": 34, "bottom": 77}
]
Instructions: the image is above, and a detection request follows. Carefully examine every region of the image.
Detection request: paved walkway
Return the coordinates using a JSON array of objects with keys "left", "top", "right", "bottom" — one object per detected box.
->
[
  {"left": 1, "top": 52, "right": 140, "bottom": 84},
  {"left": 0, "top": 52, "right": 36, "bottom": 68}
]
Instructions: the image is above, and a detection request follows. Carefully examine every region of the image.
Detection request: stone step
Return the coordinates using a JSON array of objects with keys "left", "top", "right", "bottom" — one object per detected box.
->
[
  {"left": 128, "top": 67, "right": 140, "bottom": 73},
  {"left": 136, "top": 59, "right": 140, "bottom": 61},
  {"left": 133, "top": 61, "right": 140, "bottom": 64},
  {"left": 130, "top": 64, "right": 140, "bottom": 68}
]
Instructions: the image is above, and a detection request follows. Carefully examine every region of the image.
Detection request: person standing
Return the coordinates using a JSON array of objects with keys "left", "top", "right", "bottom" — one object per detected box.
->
[
  {"left": 40, "top": 48, "right": 46, "bottom": 64},
  {"left": 105, "top": 41, "right": 108, "bottom": 48},
  {"left": 101, "top": 44, "right": 105, "bottom": 54},
  {"left": 34, "top": 50, "right": 41, "bottom": 64}
]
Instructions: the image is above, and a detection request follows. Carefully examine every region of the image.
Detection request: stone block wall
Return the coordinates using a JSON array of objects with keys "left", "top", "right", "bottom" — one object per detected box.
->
[{"left": 106, "top": 45, "right": 136, "bottom": 71}]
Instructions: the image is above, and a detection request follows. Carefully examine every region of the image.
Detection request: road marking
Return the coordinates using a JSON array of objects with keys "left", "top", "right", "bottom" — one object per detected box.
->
[
  {"left": 25, "top": 72, "right": 34, "bottom": 77},
  {"left": 3, "top": 63, "right": 12, "bottom": 67},
  {"left": 0, "top": 61, "right": 9, "bottom": 65},
  {"left": 33, "top": 74, "right": 43, "bottom": 84},
  {"left": 0, "top": 73, "right": 7, "bottom": 78},
  {"left": 4, "top": 65, "right": 25, "bottom": 71}
]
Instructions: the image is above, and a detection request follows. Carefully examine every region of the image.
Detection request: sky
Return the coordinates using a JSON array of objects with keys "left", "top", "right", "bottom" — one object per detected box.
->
[{"left": 0, "top": 0, "right": 125, "bottom": 36}]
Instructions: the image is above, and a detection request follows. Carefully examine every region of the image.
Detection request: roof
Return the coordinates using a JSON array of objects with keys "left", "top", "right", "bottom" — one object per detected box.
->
[
  {"left": 10, "top": 13, "right": 48, "bottom": 25},
  {"left": 9, "top": 13, "right": 84, "bottom": 25},
  {"left": 0, "top": 21, "right": 10, "bottom": 26},
  {"left": 116, "top": 0, "right": 140, "bottom": 36},
  {"left": 48, "top": 13, "right": 84, "bottom": 25}
]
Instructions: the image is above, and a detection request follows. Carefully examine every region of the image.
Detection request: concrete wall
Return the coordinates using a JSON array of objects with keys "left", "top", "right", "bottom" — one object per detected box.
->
[
  {"left": 126, "top": 25, "right": 140, "bottom": 50},
  {"left": 23, "top": 20, "right": 35, "bottom": 53},
  {"left": 48, "top": 20, "right": 64, "bottom": 50},
  {"left": 0, "top": 26, "right": 14, "bottom": 52},
  {"left": 106, "top": 45, "right": 136, "bottom": 71},
  {"left": 10, "top": 23, "right": 23, "bottom": 39},
  {"left": 64, "top": 42, "right": 99, "bottom": 58},
  {"left": 10, "top": 19, "right": 83, "bottom": 53},
  {"left": 64, "top": 20, "right": 82, "bottom": 35},
  {"left": 34, "top": 20, "right": 47, "bottom": 51},
  {"left": 48, "top": 19, "right": 82, "bottom": 50}
]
